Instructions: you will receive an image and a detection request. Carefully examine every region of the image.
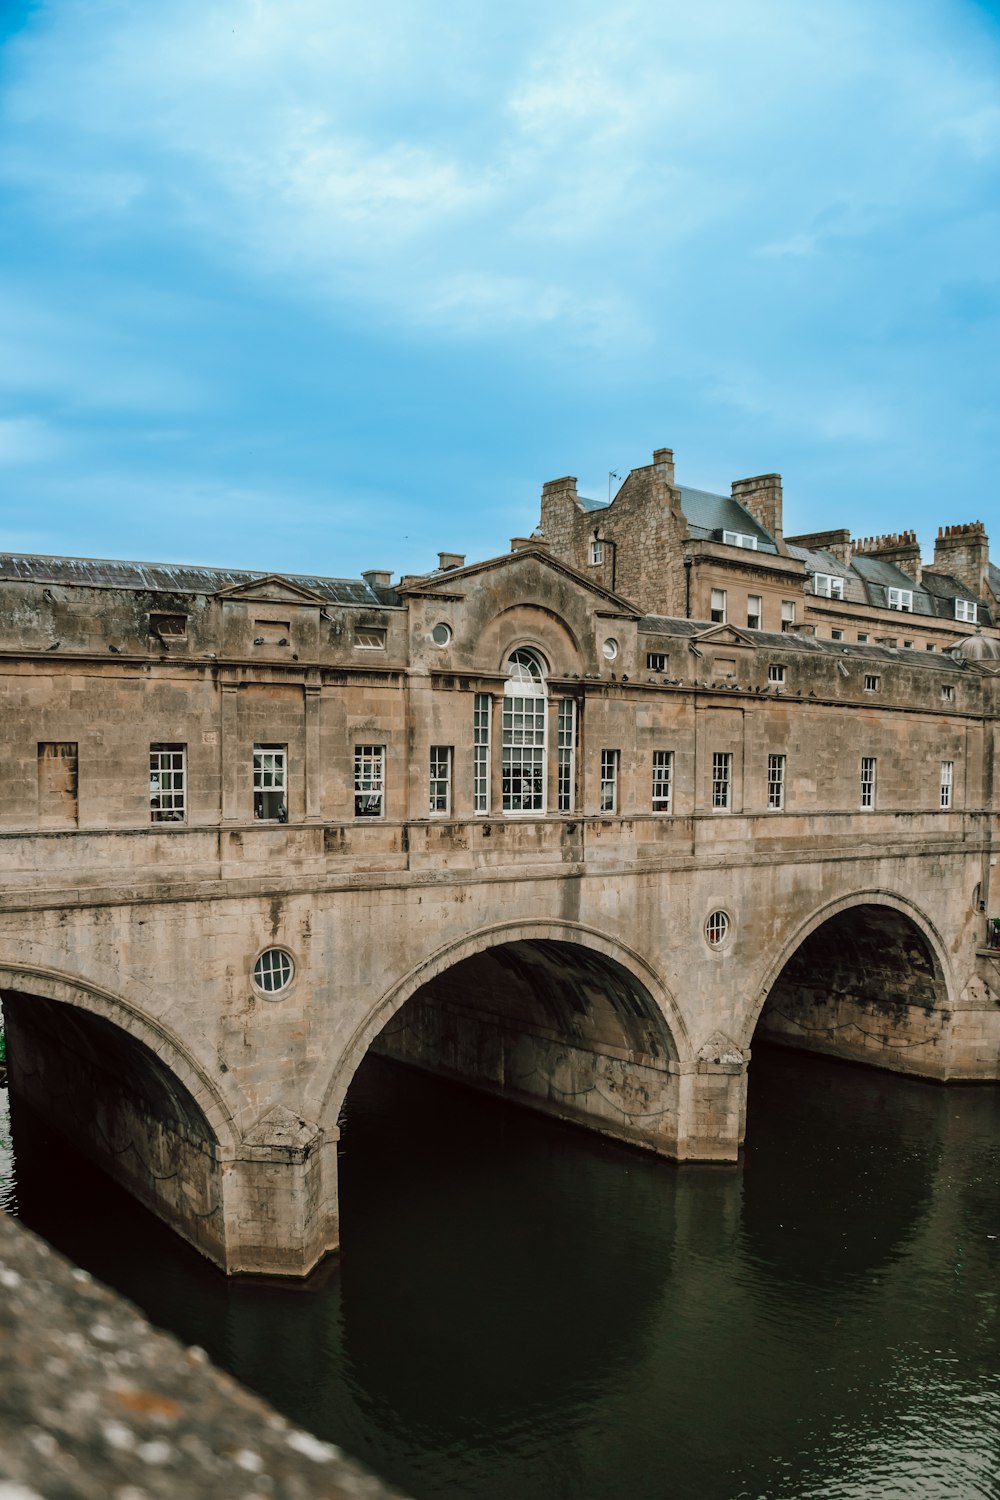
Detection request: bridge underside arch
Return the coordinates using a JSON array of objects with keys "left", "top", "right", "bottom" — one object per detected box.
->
[
  {"left": 364, "top": 938, "right": 686, "bottom": 1158},
  {"left": 2, "top": 988, "right": 228, "bottom": 1268},
  {"left": 754, "top": 902, "right": 952, "bottom": 1078}
]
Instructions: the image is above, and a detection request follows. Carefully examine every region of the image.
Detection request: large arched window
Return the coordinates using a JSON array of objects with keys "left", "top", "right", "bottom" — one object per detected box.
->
[{"left": 502, "top": 648, "right": 547, "bottom": 813}]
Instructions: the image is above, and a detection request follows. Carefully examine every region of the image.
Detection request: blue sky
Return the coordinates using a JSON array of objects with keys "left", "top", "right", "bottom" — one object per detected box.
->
[{"left": 1, "top": 0, "right": 998, "bottom": 581}]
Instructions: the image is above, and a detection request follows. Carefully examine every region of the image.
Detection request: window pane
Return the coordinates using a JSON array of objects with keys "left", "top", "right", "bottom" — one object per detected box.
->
[{"left": 150, "top": 743, "right": 186, "bottom": 823}]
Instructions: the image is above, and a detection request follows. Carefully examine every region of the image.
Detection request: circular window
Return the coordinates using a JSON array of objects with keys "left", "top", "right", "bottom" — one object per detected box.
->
[
  {"left": 602, "top": 638, "right": 619, "bottom": 661},
  {"left": 705, "top": 911, "right": 730, "bottom": 948},
  {"left": 253, "top": 948, "right": 294, "bottom": 994},
  {"left": 431, "top": 622, "right": 452, "bottom": 646}
]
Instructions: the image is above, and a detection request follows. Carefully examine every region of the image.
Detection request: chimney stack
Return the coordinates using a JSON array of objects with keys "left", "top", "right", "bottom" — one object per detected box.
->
[
  {"left": 851, "top": 531, "right": 922, "bottom": 584},
  {"left": 732, "top": 474, "right": 784, "bottom": 551},
  {"left": 437, "top": 552, "right": 465, "bottom": 571},
  {"left": 362, "top": 569, "right": 393, "bottom": 589},
  {"left": 932, "top": 522, "right": 989, "bottom": 598}
]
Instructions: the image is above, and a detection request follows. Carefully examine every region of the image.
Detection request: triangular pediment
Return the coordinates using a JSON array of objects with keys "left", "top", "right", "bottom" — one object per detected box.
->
[
  {"left": 691, "top": 623, "right": 755, "bottom": 649},
  {"left": 398, "top": 546, "right": 642, "bottom": 618},
  {"left": 215, "top": 574, "right": 327, "bottom": 606}
]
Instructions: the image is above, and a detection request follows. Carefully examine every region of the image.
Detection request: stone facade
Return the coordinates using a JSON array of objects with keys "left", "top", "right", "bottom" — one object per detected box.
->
[
  {"left": 535, "top": 445, "right": 1000, "bottom": 652},
  {"left": 0, "top": 507, "right": 998, "bottom": 1276}
]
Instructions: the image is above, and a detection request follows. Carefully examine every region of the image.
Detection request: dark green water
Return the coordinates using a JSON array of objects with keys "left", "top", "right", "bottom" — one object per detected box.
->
[{"left": 3, "top": 1046, "right": 999, "bottom": 1500}]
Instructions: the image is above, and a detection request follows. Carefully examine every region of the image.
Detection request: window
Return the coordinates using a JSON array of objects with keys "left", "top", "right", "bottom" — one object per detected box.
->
[
  {"left": 926, "top": 643, "right": 936, "bottom": 652},
  {"left": 652, "top": 750, "right": 673, "bottom": 813},
  {"left": 355, "top": 627, "right": 386, "bottom": 649},
  {"left": 941, "top": 684, "right": 955, "bottom": 703},
  {"left": 37, "top": 742, "right": 78, "bottom": 829},
  {"left": 431, "top": 622, "right": 452, "bottom": 646},
  {"left": 813, "top": 573, "right": 844, "bottom": 599},
  {"left": 767, "top": 753, "right": 785, "bottom": 811},
  {"left": 473, "top": 693, "right": 491, "bottom": 814},
  {"left": 602, "top": 638, "right": 619, "bottom": 661},
  {"left": 940, "top": 760, "right": 953, "bottom": 810},
  {"left": 600, "top": 749, "right": 619, "bottom": 813},
  {"left": 354, "top": 744, "right": 385, "bottom": 818},
  {"left": 746, "top": 595, "right": 762, "bottom": 630},
  {"left": 705, "top": 911, "right": 730, "bottom": 947},
  {"left": 149, "top": 612, "right": 187, "bottom": 639},
  {"left": 768, "top": 664, "right": 785, "bottom": 685},
  {"left": 150, "top": 743, "right": 186, "bottom": 823},
  {"left": 864, "top": 674, "right": 881, "bottom": 692},
  {"left": 253, "top": 744, "right": 287, "bottom": 821},
  {"left": 557, "top": 699, "right": 577, "bottom": 812},
  {"left": 903, "top": 640, "right": 914, "bottom": 650},
  {"left": 860, "top": 756, "right": 876, "bottom": 810},
  {"left": 831, "top": 629, "right": 844, "bottom": 641},
  {"left": 781, "top": 601, "right": 796, "bottom": 632},
  {"left": 955, "top": 599, "right": 978, "bottom": 623},
  {"left": 253, "top": 948, "right": 294, "bottom": 995},
  {"left": 712, "top": 751, "right": 732, "bottom": 810},
  {"left": 857, "top": 632, "right": 869, "bottom": 643},
  {"left": 429, "top": 745, "right": 452, "bottom": 815},
  {"left": 710, "top": 589, "right": 727, "bottom": 624},
  {"left": 646, "top": 652, "right": 667, "bottom": 672},
  {"left": 887, "top": 588, "right": 913, "bottom": 612},
  {"left": 722, "top": 530, "right": 758, "bottom": 550},
  {"left": 503, "top": 649, "right": 546, "bottom": 813},
  {"left": 590, "top": 539, "right": 604, "bottom": 565},
  {"left": 254, "top": 620, "right": 290, "bottom": 645}
]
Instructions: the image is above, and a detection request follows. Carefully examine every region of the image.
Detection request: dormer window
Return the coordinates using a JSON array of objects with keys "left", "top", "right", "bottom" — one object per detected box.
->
[
  {"left": 722, "top": 530, "right": 758, "bottom": 550},
  {"left": 813, "top": 573, "right": 844, "bottom": 599},
  {"left": 590, "top": 539, "right": 604, "bottom": 565},
  {"left": 887, "top": 588, "right": 913, "bottom": 612},
  {"left": 955, "top": 599, "right": 978, "bottom": 623}
]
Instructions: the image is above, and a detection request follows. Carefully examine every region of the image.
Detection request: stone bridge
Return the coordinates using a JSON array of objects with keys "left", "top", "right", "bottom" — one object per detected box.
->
[{"left": 2, "top": 816, "right": 998, "bottom": 1276}]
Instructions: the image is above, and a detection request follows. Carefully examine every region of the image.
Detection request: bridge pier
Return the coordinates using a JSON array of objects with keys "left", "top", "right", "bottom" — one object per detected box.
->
[
  {"left": 222, "top": 1111, "right": 339, "bottom": 1276},
  {"left": 2, "top": 991, "right": 340, "bottom": 1277}
]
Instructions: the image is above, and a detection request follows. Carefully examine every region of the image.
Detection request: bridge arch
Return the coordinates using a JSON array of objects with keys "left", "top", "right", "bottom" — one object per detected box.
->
[
  {"left": 318, "top": 919, "right": 691, "bottom": 1157},
  {"left": 741, "top": 891, "right": 955, "bottom": 1076},
  {"left": 0, "top": 960, "right": 247, "bottom": 1270},
  {"left": 0, "top": 961, "right": 239, "bottom": 1151}
]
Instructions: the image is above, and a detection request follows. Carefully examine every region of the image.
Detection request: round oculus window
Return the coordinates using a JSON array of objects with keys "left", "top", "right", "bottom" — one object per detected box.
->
[
  {"left": 431, "top": 622, "right": 452, "bottom": 646},
  {"left": 602, "top": 638, "right": 619, "bottom": 661},
  {"left": 705, "top": 911, "right": 730, "bottom": 948},
  {"left": 253, "top": 947, "right": 295, "bottom": 994}
]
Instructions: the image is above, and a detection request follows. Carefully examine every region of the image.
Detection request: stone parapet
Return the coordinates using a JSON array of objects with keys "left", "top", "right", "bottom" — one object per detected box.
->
[{"left": 0, "top": 1210, "right": 406, "bottom": 1499}]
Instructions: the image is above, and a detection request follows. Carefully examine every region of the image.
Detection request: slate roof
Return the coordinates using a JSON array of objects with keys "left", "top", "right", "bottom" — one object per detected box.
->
[
  {"left": 786, "top": 544, "right": 869, "bottom": 605},
  {"left": 581, "top": 483, "right": 779, "bottom": 552},
  {"left": 676, "top": 486, "right": 778, "bottom": 552},
  {"left": 637, "top": 615, "right": 970, "bottom": 671},
  {"left": 0, "top": 553, "right": 401, "bottom": 607}
]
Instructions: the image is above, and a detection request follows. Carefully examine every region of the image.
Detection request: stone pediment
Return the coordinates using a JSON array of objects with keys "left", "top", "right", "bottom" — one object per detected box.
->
[
  {"left": 215, "top": 575, "right": 327, "bottom": 606},
  {"left": 398, "top": 546, "right": 642, "bottom": 618},
  {"left": 690, "top": 623, "right": 756, "bottom": 649}
]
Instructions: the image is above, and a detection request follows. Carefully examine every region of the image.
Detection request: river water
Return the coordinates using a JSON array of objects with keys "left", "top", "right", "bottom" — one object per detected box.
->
[{"left": 2, "top": 1045, "right": 999, "bottom": 1500}]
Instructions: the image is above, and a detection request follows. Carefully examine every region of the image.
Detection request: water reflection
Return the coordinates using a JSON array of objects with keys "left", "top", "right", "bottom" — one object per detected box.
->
[{"left": 3, "top": 1047, "right": 999, "bottom": 1500}]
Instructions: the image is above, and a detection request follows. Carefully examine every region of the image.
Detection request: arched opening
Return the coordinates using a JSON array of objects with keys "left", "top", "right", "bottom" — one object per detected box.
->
[
  {"left": 1, "top": 985, "right": 227, "bottom": 1267},
  {"left": 502, "top": 647, "right": 548, "bottom": 814},
  {"left": 341, "top": 935, "right": 683, "bottom": 1159},
  {"left": 752, "top": 900, "right": 951, "bottom": 1077}
]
